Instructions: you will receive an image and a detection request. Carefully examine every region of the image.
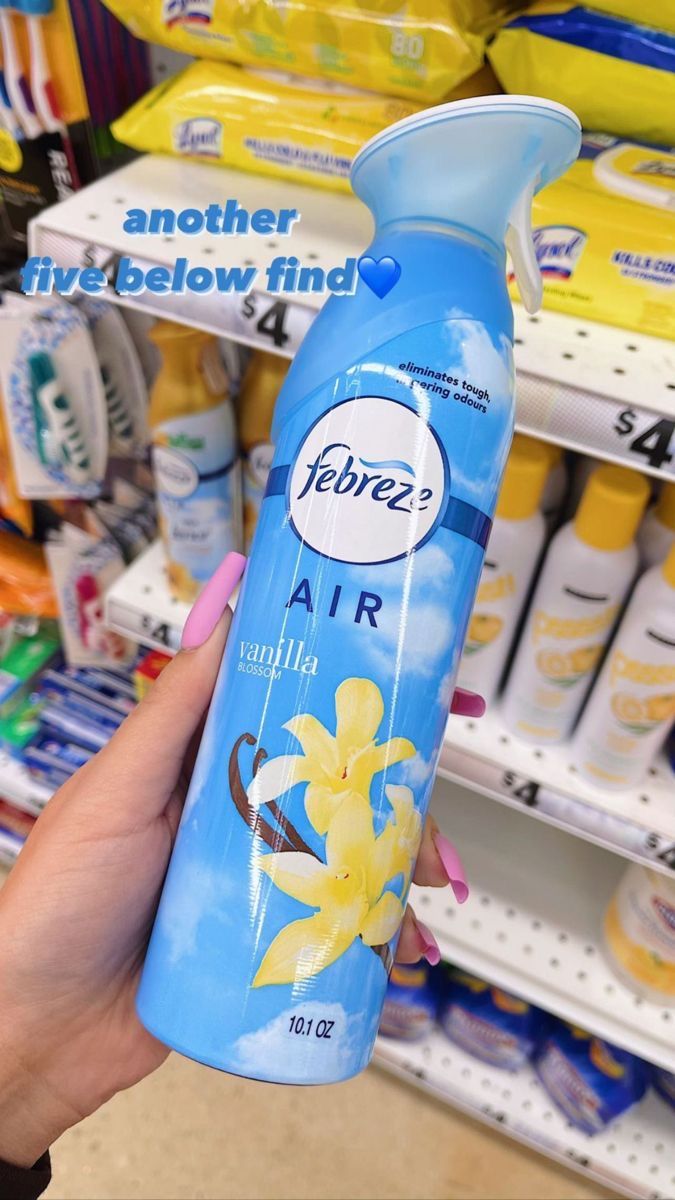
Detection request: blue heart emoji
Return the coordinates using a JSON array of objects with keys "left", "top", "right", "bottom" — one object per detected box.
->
[{"left": 357, "top": 255, "right": 401, "bottom": 299}]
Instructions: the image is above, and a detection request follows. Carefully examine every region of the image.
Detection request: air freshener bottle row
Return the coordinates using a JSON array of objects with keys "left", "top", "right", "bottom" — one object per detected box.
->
[
  {"left": 574, "top": 543, "right": 675, "bottom": 790},
  {"left": 137, "top": 96, "right": 581, "bottom": 1085},
  {"left": 149, "top": 320, "right": 242, "bottom": 603},
  {"left": 502, "top": 464, "right": 649, "bottom": 743}
]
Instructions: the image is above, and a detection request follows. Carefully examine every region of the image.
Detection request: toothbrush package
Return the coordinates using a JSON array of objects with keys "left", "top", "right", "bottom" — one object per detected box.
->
[
  {"left": 489, "top": 4, "right": 675, "bottom": 147},
  {"left": 0, "top": 0, "right": 100, "bottom": 250},
  {"left": 507, "top": 131, "right": 675, "bottom": 341},
  {"left": 0, "top": 298, "right": 108, "bottom": 499},
  {"left": 103, "top": 0, "right": 517, "bottom": 102},
  {"left": 76, "top": 299, "right": 149, "bottom": 457},
  {"left": 45, "top": 521, "right": 134, "bottom": 668}
]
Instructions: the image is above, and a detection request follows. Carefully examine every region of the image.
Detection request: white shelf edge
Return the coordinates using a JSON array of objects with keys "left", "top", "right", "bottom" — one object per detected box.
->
[
  {"left": 439, "top": 720, "right": 675, "bottom": 878},
  {"left": 29, "top": 155, "right": 675, "bottom": 481},
  {"left": 374, "top": 1029, "right": 675, "bottom": 1200}
]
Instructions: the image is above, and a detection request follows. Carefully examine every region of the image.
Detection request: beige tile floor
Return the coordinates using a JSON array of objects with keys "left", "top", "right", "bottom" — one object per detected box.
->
[{"left": 45, "top": 1053, "right": 612, "bottom": 1200}]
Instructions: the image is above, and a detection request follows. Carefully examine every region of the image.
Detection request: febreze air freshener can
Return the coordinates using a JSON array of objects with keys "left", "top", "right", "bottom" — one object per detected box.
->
[{"left": 137, "top": 96, "right": 580, "bottom": 1084}]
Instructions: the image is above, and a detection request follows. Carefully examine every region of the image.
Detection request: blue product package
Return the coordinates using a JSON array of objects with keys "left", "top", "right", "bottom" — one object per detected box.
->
[
  {"left": 38, "top": 699, "right": 116, "bottom": 751},
  {"left": 439, "top": 967, "right": 544, "bottom": 1070},
  {"left": 137, "top": 96, "right": 581, "bottom": 1085},
  {"left": 23, "top": 733, "right": 94, "bottom": 783},
  {"left": 652, "top": 1067, "right": 675, "bottom": 1110},
  {"left": 535, "top": 1020, "right": 649, "bottom": 1135},
  {"left": 380, "top": 963, "right": 439, "bottom": 1041},
  {"left": 37, "top": 669, "right": 134, "bottom": 718},
  {"left": 61, "top": 666, "right": 137, "bottom": 710}
]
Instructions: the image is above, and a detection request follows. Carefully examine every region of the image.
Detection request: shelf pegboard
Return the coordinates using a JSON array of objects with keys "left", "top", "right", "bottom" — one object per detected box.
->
[
  {"left": 30, "top": 154, "right": 675, "bottom": 479},
  {"left": 441, "top": 711, "right": 675, "bottom": 876},
  {"left": 424, "top": 781, "right": 675, "bottom": 1074},
  {"left": 375, "top": 1029, "right": 675, "bottom": 1200}
]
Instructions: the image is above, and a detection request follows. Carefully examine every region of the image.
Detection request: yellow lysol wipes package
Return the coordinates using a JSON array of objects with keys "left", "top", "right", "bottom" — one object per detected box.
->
[
  {"left": 101, "top": 0, "right": 519, "bottom": 102},
  {"left": 589, "top": 2, "right": 675, "bottom": 35},
  {"left": 507, "top": 132, "right": 675, "bottom": 340},
  {"left": 489, "top": 3, "right": 675, "bottom": 146},
  {"left": 111, "top": 61, "right": 497, "bottom": 192}
]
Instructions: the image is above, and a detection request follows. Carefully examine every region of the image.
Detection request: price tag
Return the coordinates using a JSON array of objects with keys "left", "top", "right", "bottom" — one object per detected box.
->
[
  {"left": 232, "top": 292, "right": 315, "bottom": 355},
  {"left": 517, "top": 369, "right": 675, "bottom": 481},
  {"left": 501, "top": 770, "right": 540, "bottom": 808},
  {"left": 106, "top": 599, "right": 181, "bottom": 654},
  {"left": 612, "top": 408, "right": 675, "bottom": 473},
  {"left": 642, "top": 831, "right": 675, "bottom": 871}
]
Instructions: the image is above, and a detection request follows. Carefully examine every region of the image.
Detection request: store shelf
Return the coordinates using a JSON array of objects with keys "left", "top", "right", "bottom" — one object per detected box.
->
[
  {"left": 30, "top": 155, "right": 675, "bottom": 480},
  {"left": 105, "top": 540, "right": 190, "bottom": 654},
  {"left": 440, "top": 713, "right": 675, "bottom": 876},
  {"left": 374, "top": 1029, "right": 675, "bottom": 1200},
  {"left": 424, "top": 782, "right": 675, "bottom": 1074},
  {"left": 103, "top": 538, "right": 675, "bottom": 873},
  {"left": 0, "top": 751, "right": 52, "bottom": 815}
]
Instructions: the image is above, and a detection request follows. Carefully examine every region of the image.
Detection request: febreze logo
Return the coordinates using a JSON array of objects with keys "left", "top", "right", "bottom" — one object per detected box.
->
[
  {"left": 531, "top": 225, "right": 587, "bottom": 279},
  {"left": 163, "top": 0, "right": 214, "bottom": 26},
  {"left": 288, "top": 396, "right": 448, "bottom": 564},
  {"left": 173, "top": 119, "right": 222, "bottom": 158}
]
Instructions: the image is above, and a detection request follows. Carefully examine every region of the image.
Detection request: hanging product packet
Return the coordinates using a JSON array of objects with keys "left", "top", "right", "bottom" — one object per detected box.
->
[
  {"left": 111, "top": 61, "right": 499, "bottom": 193},
  {"left": 0, "top": 297, "right": 108, "bottom": 501},
  {"left": 102, "top": 0, "right": 519, "bottom": 102},
  {"left": 489, "top": 4, "right": 675, "bottom": 146}
]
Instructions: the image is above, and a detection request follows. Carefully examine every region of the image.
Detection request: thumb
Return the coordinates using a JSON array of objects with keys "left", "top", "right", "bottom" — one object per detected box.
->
[{"left": 87, "top": 553, "right": 246, "bottom": 824}]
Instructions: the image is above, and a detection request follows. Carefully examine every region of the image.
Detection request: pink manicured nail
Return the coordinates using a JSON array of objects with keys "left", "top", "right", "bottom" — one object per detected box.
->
[
  {"left": 450, "top": 686, "right": 486, "bottom": 718},
  {"left": 181, "top": 552, "right": 247, "bottom": 650},
  {"left": 433, "top": 830, "right": 469, "bottom": 904},
  {"left": 414, "top": 917, "right": 441, "bottom": 966}
]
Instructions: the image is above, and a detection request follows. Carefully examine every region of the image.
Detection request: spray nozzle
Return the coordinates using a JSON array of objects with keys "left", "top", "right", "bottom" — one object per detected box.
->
[
  {"left": 505, "top": 177, "right": 541, "bottom": 315},
  {"left": 351, "top": 95, "right": 581, "bottom": 318}
]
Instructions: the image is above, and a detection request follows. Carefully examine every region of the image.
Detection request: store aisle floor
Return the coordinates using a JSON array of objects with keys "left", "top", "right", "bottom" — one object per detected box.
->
[{"left": 45, "top": 1052, "right": 610, "bottom": 1200}]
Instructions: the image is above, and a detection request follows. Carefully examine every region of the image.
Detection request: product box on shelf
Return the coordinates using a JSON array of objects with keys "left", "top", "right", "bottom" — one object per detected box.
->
[{"left": 508, "top": 133, "right": 675, "bottom": 341}]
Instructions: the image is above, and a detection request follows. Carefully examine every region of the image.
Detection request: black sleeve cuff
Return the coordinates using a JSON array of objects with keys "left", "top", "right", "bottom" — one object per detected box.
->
[{"left": 0, "top": 1151, "right": 51, "bottom": 1199}]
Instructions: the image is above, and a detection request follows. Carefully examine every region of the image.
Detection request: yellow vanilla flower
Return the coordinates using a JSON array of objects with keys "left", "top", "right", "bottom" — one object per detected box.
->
[
  {"left": 247, "top": 677, "right": 415, "bottom": 834},
  {"left": 368, "top": 785, "right": 423, "bottom": 901},
  {"left": 253, "top": 789, "right": 416, "bottom": 988}
]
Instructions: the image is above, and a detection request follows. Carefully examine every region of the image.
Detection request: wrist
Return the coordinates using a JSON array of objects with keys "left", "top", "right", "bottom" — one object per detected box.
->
[{"left": 0, "top": 1026, "right": 75, "bottom": 1168}]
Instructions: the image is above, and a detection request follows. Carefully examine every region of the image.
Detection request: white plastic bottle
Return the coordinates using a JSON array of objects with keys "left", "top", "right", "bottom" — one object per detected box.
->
[
  {"left": 637, "top": 482, "right": 675, "bottom": 569},
  {"left": 457, "top": 434, "right": 549, "bottom": 704},
  {"left": 574, "top": 543, "right": 675, "bottom": 789},
  {"left": 605, "top": 863, "right": 675, "bottom": 1005},
  {"left": 501, "top": 464, "right": 649, "bottom": 743},
  {"left": 540, "top": 441, "right": 568, "bottom": 530}
]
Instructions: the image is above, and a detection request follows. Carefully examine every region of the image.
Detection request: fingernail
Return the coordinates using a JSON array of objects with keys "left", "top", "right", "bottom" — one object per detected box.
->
[
  {"left": 181, "top": 552, "right": 247, "bottom": 650},
  {"left": 414, "top": 917, "right": 441, "bottom": 967},
  {"left": 450, "top": 687, "right": 486, "bottom": 718},
  {"left": 433, "top": 829, "right": 469, "bottom": 904}
]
